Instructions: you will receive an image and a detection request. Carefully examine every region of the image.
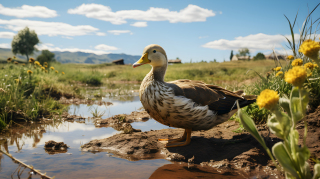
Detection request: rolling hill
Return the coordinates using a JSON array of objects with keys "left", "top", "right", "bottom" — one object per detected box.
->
[{"left": 0, "top": 48, "right": 140, "bottom": 64}]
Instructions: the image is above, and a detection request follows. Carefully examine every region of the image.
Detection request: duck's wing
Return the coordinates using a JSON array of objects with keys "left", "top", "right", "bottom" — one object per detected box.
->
[{"left": 166, "top": 80, "right": 255, "bottom": 115}]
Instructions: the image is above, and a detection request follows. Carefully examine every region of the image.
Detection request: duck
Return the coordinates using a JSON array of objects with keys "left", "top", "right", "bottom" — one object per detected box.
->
[{"left": 133, "top": 44, "right": 256, "bottom": 148}]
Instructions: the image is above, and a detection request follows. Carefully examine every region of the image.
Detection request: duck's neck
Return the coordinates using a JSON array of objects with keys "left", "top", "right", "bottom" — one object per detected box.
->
[{"left": 148, "top": 65, "right": 167, "bottom": 82}]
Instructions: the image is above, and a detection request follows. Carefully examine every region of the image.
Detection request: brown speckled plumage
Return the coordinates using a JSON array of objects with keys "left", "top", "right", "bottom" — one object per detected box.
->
[{"left": 134, "top": 44, "right": 256, "bottom": 147}]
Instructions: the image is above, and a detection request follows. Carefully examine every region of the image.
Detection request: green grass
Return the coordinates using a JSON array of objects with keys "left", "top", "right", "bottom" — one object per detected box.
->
[
  {"left": 75, "top": 60, "right": 276, "bottom": 87},
  {"left": 0, "top": 62, "right": 75, "bottom": 129}
]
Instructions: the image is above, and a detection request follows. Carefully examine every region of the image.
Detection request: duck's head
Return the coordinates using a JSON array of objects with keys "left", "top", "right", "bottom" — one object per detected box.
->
[{"left": 133, "top": 44, "right": 167, "bottom": 68}]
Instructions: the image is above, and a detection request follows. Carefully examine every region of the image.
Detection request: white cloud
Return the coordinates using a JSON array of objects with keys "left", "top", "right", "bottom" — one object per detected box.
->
[
  {"left": 0, "top": 19, "right": 104, "bottom": 37},
  {"left": 62, "top": 36, "right": 73, "bottom": 39},
  {"left": 0, "top": 4, "right": 57, "bottom": 18},
  {"left": 0, "top": 43, "right": 10, "bottom": 48},
  {"left": 68, "top": 4, "right": 216, "bottom": 25},
  {"left": 95, "top": 44, "right": 118, "bottom": 51},
  {"left": 0, "top": 31, "right": 15, "bottom": 38},
  {"left": 263, "top": 49, "right": 293, "bottom": 56},
  {"left": 202, "top": 33, "right": 301, "bottom": 52},
  {"left": 36, "top": 43, "right": 118, "bottom": 55},
  {"left": 130, "top": 22, "right": 147, "bottom": 27},
  {"left": 108, "top": 30, "right": 131, "bottom": 35},
  {"left": 96, "top": 32, "right": 106, "bottom": 36}
]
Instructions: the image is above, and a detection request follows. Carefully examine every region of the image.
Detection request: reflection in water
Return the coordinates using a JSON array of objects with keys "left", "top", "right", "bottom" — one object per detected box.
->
[
  {"left": 149, "top": 163, "right": 245, "bottom": 179},
  {"left": 0, "top": 93, "right": 173, "bottom": 178}
]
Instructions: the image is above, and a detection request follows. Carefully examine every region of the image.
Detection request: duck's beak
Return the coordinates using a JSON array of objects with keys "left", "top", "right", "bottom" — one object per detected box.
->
[{"left": 133, "top": 53, "right": 150, "bottom": 68}]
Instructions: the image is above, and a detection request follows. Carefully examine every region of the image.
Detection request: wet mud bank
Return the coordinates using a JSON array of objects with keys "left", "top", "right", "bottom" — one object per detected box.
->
[
  {"left": 81, "top": 106, "right": 320, "bottom": 177},
  {"left": 81, "top": 118, "right": 281, "bottom": 177}
]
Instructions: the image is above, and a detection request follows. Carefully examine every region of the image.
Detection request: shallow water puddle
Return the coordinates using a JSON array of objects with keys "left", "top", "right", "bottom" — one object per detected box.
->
[
  {"left": 0, "top": 96, "right": 172, "bottom": 178},
  {"left": 0, "top": 94, "right": 244, "bottom": 178}
]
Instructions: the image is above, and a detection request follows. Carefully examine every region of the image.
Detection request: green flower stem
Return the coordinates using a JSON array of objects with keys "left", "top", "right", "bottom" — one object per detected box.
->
[
  {"left": 265, "top": 147, "right": 282, "bottom": 172},
  {"left": 298, "top": 87, "right": 303, "bottom": 128}
]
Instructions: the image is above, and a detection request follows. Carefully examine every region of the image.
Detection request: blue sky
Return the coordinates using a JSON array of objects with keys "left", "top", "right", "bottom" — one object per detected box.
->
[{"left": 0, "top": 0, "right": 319, "bottom": 62}]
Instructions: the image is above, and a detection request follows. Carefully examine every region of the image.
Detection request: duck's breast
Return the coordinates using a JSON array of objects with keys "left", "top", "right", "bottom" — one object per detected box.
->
[{"left": 140, "top": 81, "right": 218, "bottom": 130}]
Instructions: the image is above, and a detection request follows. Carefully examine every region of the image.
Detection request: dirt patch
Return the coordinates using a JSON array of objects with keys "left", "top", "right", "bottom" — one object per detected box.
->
[
  {"left": 79, "top": 106, "right": 320, "bottom": 178},
  {"left": 95, "top": 111, "right": 150, "bottom": 127},
  {"left": 296, "top": 105, "right": 320, "bottom": 170},
  {"left": 43, "top": 87, "right": 75, "bottom": 100},
  {"left": 81, "top": 119, "right": 281, "bottom": 177},
  {"left": 44, "top": 140, "right": 69, "bottom": 155},
  {"left": 59, "top": 96, "right": 113, "bottom": 106},
  {"left": 94, "top": 111, "right": 150, "bottom": 133}
]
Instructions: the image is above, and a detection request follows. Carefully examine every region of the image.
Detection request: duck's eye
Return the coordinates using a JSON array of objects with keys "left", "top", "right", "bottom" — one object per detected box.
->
[{"left": 153, "top": 50, "right": 156, "bottom": 53}]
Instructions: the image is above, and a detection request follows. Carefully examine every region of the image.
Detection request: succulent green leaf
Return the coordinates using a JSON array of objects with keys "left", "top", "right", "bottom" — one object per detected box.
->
[
  {"left": 239, "top": 110, "right": 267, "bottom": 149},
  {"left": 273, "top": 109, "right": 291, "bottom": 138},
  {"left": 272, "top": 142, "right": 299, "bottom": 178},
  {"left": 267, "top": 114, "right": 284, "bottom": 139},
  {"left": 279, "top": 97, "right": 291, "bottom": 118},
  {"left": 290, "top": 87, "right": 309, "bottom": 124},
  {"left": 312, "top": 164, "right": 320, "bottom": 179}
]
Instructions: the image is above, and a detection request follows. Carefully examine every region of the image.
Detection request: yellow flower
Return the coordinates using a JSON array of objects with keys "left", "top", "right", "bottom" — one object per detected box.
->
[
  {"left": 55, "top": 70, "right": 58, "bottom": 73},
  {"left": 314, "top": 64, "right": 319, "bottom": 68},
  {"left": 45, "top": 70, "right": 48, "bottom": 73},
  {"left": 276, "top": 71, "right": 283, "bottom": 77},
  {"left": 257, "top": 89, "right": 279, "bottom": 110},
  {"left": 27, "top": 70, "right": 33, "bottom": 74},
  {"left": 7, "top": 57, "right": 12, "bottom": 62},
  {"left": 13, "top": 56, "right": 16, "bottom": 59},
  {"left": 41, "top": 67, "right": 45, "bottom": 70},
  {"left": 45, "top": 65, "right": 48, "bottom": 68},
  {"left": 291, "top": 58, "right": 303, "bottom": 66},
  {"left": 14, "top": 61, "right": 18, "bottom": 65},
  {"left": 22, "top": 63, "right": 25, "bottom": 66},
  {"left": 284, "top": 66, "right": 307, "bottom": 87},
  {"left": 307, "top": 73, "right": 312, "bottom": 77},
  {"left": 44, "top": 62, "right": 48, "bottom": 65},
  {"left": 304, "top": 62, "right": 314, "bottom": 70},
  {"left": 29, "top": 58, "right": 35, "bottom": 63},
  {"left": 61, "top": 72, "right": 65, "bottom": 75},
  {"left": 34, "top": 61, "right": 40, "bottom": 66},
  {"left": 14, "top": 79, "right": 20, "bottom": 84},
  {"left": 275, "top": 67, "right": 282, "bottom": 71},
  {"left": 50, "top": 67, "right": 55, "bottom": 70},
  {"left": 287, "top": 55, "right": 294, "bottom": 60},
  {"left": 299, "top": 39, "right": 320, "bottom": 60}
]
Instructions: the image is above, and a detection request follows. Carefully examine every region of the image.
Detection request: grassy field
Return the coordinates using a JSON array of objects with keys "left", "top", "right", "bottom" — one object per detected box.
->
[{"left": 61, "top": 59, "right": 277, "bottom": 87}]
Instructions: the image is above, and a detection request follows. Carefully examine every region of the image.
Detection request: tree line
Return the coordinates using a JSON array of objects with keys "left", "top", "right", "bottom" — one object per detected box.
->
[{"left": 230, "top": 48, "right": 265, "bottom": 61}]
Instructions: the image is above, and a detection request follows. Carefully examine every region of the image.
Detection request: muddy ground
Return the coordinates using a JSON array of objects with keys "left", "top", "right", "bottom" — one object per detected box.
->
[{"left": 81, "top": 106, "right": 320, "bottom": 178}]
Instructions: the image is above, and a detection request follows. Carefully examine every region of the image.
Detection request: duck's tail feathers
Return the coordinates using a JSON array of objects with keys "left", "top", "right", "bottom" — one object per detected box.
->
[{"left": 216, "top": 99, "right": 256, "bottom": 115}]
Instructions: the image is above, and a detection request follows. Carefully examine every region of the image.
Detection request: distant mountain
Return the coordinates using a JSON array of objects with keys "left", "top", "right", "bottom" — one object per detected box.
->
[{"left": 0, "top": 48, "right": 140, "bottom": 64}]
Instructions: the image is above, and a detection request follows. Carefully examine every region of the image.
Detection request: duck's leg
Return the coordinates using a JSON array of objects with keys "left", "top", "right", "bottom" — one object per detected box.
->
[
  {"left": 165, "top": 129, "right": 192, "bottom": 148},
  {"left": 158, "top": 129, "right": 187, "bottom": 142}
]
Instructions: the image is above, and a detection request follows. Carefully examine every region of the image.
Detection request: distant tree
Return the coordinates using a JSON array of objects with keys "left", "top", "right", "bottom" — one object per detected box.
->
[
  {"left": 213, "top": 59, "right": 217, "bottom": 62},
  {"left": 254, "top": 52, "right": 266, "bottom": 60},
  {"left": 12, "top": 27, "right": 39, "bottom": 62},
  {"left": 230, "top": 50, "right": 234, "bottom": 61},
  {"left": 238, "top": 48, "right": 250, "bottom": 57},
  {"left": 36, "top": 50, "right": 56, "bottom": 64}
]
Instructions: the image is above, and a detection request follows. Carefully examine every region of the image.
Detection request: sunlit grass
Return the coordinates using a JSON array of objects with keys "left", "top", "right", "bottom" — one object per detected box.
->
[{"left": 71, "top": 60, "right": 276, "bottom": 87}]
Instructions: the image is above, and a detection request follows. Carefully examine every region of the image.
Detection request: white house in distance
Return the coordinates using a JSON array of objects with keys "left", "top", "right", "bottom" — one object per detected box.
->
[{"left": 231, "top": 56, "right": 252, "bottom": 61}]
